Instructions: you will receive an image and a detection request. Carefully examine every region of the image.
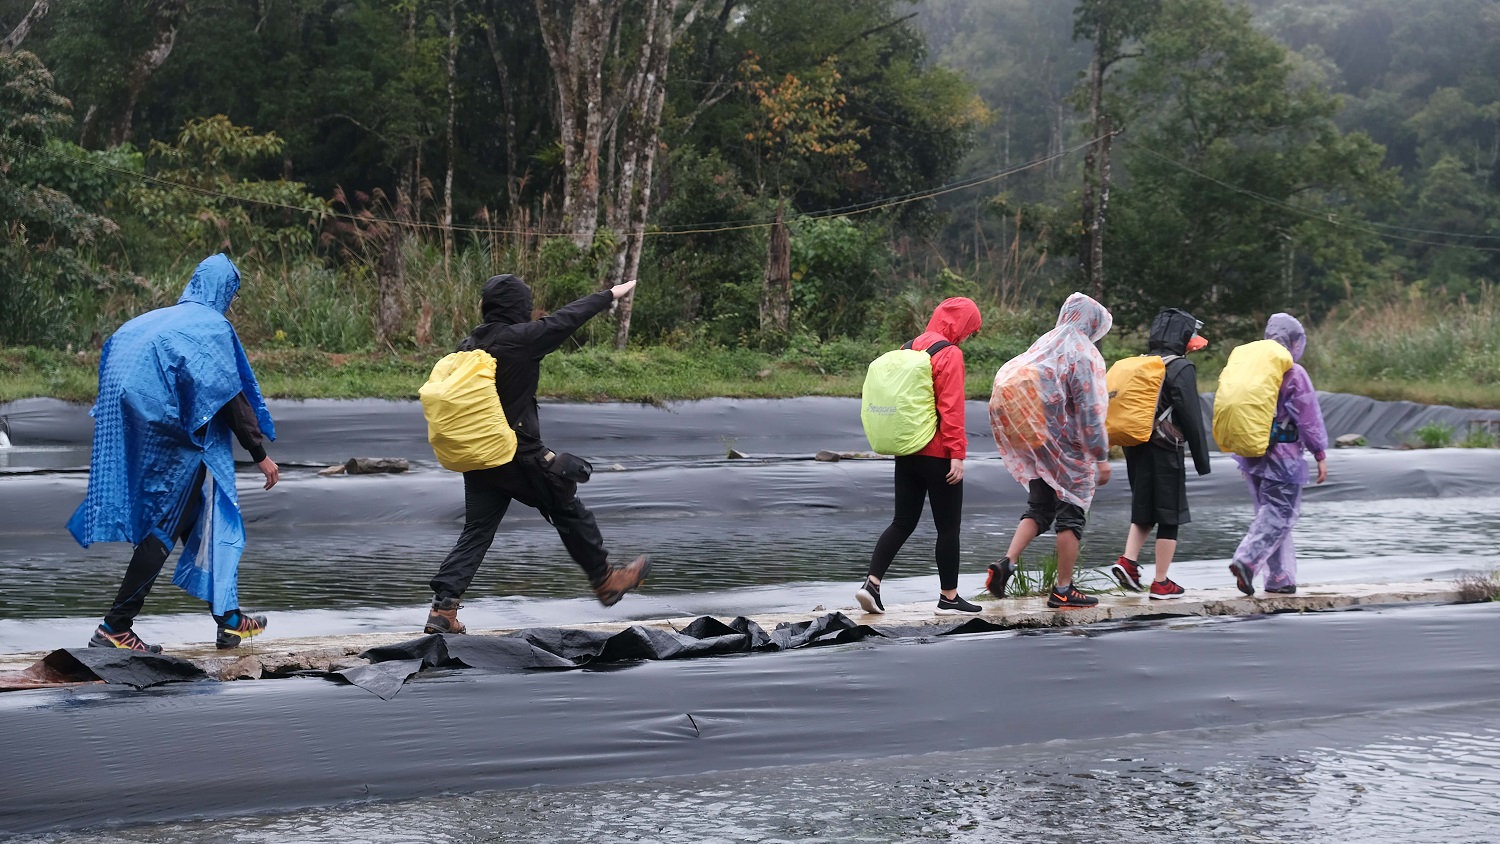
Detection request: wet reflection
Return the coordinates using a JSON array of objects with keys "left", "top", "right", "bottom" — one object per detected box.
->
[{"left": 4, "top": 496, "right": 1498, "bottom": 622}]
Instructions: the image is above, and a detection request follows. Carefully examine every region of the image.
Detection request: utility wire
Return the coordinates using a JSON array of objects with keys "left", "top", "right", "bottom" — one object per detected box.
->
[
  {"left": 1, "top": 135, "right": 1093, "bottom": 240},
  {"left": 1131, "top": 143, "right": 1500, "bottom": 254}
]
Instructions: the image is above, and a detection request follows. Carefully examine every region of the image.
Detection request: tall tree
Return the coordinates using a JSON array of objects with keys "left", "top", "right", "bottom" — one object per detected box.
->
[
  {"left": 605, "top": 0, "right": 706, "bottom": 349},
  {"left": 535, "top": 0, "right": 617, "bottom": 247},
  {"left": 1073, "top": 0, "right": 1159, "bottom": 301},
  {"left": 109, "top": 0, "right": 190, "bottom": 148},
  {"left": 1, "top": 0, "right": 48, "bottom": 55}
]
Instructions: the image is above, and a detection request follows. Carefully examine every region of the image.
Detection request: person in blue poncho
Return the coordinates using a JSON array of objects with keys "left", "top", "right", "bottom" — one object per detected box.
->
[{"left": 68, "top": 254, "right": 280, "bottom": 653}]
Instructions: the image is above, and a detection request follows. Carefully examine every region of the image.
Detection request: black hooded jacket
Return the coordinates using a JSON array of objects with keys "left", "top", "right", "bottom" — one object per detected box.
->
[
  {"left": 457, "top": 274, "right": 614, "bottom": 454},
  {"left": 1146, "top": 308, "right": 1212, "bottom": 476}
]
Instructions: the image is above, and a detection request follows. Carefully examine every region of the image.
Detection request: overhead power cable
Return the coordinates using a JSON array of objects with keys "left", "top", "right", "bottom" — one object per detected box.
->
[
  {"left": 1130, "top": 143, "right": 1500, "bottom": 254},
  {"left": 1, "top": 135, "right": 1094, "bottom": 240}
]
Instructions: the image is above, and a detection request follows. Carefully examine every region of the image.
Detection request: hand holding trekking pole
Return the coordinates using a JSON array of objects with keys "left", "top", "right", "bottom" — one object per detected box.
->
[
  {"left": 610, "top": 279, "right": 637, "bottom": 300},
  {"left": 1315, "top": 458, "right": 1327, "bottom": 485},
  {"left": 258, "top": 457, "right": 280, "bottom": 490},
  {"left": 1096, "top": 460, "right": 1112, "bottom": 486}
]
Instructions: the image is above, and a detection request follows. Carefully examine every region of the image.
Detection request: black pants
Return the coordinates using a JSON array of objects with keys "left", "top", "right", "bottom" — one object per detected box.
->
[
  {"left": 1021, "top": 479, "right": 1087, "bottom": 539},
  {"left": 104, "top": 466, "right": 206, "bottom": 631},
  {"left": 868, "top": 454, "right": 963, "bottom": 591},
  {"left": 429, "top": 454, "right": 610, "bottom": 600}
]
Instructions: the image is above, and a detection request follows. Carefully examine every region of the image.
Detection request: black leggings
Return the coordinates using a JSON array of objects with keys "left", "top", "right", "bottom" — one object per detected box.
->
[
  {"left": 1133, "top": 522, "right": 1179, "bottom": 541},
  {"left": 868, "top": 454, "right": 963, "bottom": 591},
  {"left": 105, "top": 466, "right": 206, "bottom": 630}
]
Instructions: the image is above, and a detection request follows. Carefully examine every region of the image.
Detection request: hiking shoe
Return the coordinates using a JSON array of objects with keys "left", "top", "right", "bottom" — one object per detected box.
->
[
  {"left": 424, "top": 596, "right": 466, "bottom": 635},
  {"left": 215, "top": 611, "right": 268, "bottom": 649},
  {"left": 88, "top": 624, "right": 162, "bottom": 654},
  {"left": 855, "top": 578, "right": 885, "bottom": 614},
  {"left": 1110, "top": 557, "right": 1144, "bottom": 592},
  {"left": 1228, "top": 561, "right": 1255, "bottom": 596},
  {"left": 1265, "top": 583, "right": 1297, "bottom": 594},
  {"left": 985, "top": 558, "right": 1017, "bottom": 598},
  {"left": 936, "top": 594, "right": 983, "bottom": 615},
  {"left": 593, "top": 554, "right": 651, "bottom": 607},
  {"left": 1047, "top": 583, "right": 1099, "bottom": 609},
  {"left": 1149, "top": 578, "right": 1186, "bottom": 600}
]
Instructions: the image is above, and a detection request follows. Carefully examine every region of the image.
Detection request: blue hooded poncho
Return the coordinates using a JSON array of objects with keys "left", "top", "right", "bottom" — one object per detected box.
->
[{"left": 68, "top": 255, "right": 275, "bottom": 615}]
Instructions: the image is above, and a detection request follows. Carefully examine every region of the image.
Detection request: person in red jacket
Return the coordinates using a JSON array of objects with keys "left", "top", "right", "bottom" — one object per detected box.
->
[{"left": 856, "top": 297, "right": 984, "bottom": 615}]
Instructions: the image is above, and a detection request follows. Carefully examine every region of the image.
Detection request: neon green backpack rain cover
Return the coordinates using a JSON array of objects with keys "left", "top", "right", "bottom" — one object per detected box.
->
[
  {"left": 420, "top": 349, "right": 518, "bottom": 472},
  {"left": 861, "top": 341, "right": 952, "bottom": 456},
  {"left": 1212, "top": 339, "right": 1294, "bottom": 458}
]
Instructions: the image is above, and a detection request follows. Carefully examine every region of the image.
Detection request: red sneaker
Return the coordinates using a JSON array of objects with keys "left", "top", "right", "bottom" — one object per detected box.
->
[
  {"left": 1110, "top": 557, "right": 1144, "bottom": 592},
  {"left": 1149, "top": 578, "right": 1186, "bottom": 600}
]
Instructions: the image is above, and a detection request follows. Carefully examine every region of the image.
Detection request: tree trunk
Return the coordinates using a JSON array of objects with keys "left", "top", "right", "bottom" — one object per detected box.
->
[
  {"left": 1080, "top": 45, "right": 1103, "bottom": 299},
  {"left": 536, "top": 0, "right": 617, "bottom": 248},
  {"left": 481, "top": 14, "right": 522, "bottom": 211},
  {"left": 761, "top": 201, "right": 791, "bottom": 334},
  {"left": 0, "top": 0, "right": 49, "bottom": 56},
  {"left": 377, "top": 190, "right": 411, "bottom": 345},
  {"left": 442, "top": 0, "right": 458, "bottom": 282},
  {"left": 110, "top": 0, "right": 189, "bottom": 148}
]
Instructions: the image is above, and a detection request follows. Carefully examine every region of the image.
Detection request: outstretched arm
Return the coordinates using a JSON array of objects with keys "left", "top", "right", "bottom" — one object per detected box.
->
[{"left": 503, "top": 280, "right": 636, "bottom": 358}]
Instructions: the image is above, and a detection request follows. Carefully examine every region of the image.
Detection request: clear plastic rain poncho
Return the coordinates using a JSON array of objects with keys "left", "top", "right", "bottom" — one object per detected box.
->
[
  {"left": 1231, "top": 313, "right": 1329, "bottom": 588},
  {"left": 990, "top": 293, "right": 1113, "bottom": 509}
]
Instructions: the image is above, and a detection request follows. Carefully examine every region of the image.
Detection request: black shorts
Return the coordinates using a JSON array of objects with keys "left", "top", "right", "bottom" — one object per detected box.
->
[
  {"left": 1124, "top": 444, "right": 1190, "bottom": 527},
  {"left": 1021, "top": 479, "right": 1087, "bottom": 538}
]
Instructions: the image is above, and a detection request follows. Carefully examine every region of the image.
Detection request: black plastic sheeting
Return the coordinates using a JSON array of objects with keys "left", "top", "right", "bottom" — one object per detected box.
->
[
  {"left": 30, "top": 649, "right": 207, "bottom": 689},
  {"left": 6, "top": 393, "right": 1498, "bottom": 468},
  {"left": 2, "top": 603, "right": 1497, "bottom": 836},
  {"left": 342, "top": 614, "right": 882, "bottom": 698}
]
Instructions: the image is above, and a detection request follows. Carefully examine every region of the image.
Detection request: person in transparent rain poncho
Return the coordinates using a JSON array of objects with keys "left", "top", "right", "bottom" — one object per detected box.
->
[
  {"left": 1227, "top": 313, "right": 1329, "bottom": 596},
  {"left": 985, "top": 293, "right": 1113, "bottom": 609}
]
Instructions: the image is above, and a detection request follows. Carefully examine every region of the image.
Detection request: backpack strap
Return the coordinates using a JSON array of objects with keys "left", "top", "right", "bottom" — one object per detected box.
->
[{"left": 902, "top": 339, "right": 953, "bottom": 356}]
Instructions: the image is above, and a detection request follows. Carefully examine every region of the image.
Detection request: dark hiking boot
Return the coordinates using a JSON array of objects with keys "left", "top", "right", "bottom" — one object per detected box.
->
[
  {"left": 594, "top": 555, "right": 651, "bottom": 607},
  {"left": 1265, "top": 583, "right": 1297, "bottom": 594},
  {"left": 215, "top": 611, "right": 268, "bottom": 649},
  {"left": 936, "top": 594, "right": 983, "bottom": 615},
  {"left": 88, "top": 624, "right": 162, "bottom": 654},
  {"left": 985, "top": 558, "right": 1017, "bottom": 598},
  {"left": 425, "top": 597, "right": 467, "bottom": 635},
  {"left": 1228, "top": 561, "right": 1255, "bottom": 596},
  {"left": 855, "top": 577, "right": 885, "bottom": 614},
  {"left": 1047, "top": 583, "right": 1099, "bottom": 609},
  {"left": 1149, "top": 578, "right": 1186, "bottom": 600},
  {"left": 1110, "top": 557, "right": 1144, "bottom": 592}
]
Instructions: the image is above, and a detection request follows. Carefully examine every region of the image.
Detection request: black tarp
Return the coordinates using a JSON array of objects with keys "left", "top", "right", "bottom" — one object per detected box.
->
[
  {"left": 37, "top": 648, "right": 207, "bottom": 688},
  {"left": 2, "top": 604, "right": 1498, "bottom": 836},
  {"left": 337, "top": 613, "right": 882, "bottom": 698},
  {"left": 6, "top": 393, "right": 1497, "bottom": 469}
]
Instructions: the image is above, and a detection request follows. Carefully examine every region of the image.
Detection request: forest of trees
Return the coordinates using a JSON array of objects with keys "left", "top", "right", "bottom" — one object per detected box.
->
[{"left": 1, "top": 0, "right": 1497, "bottom": 355}]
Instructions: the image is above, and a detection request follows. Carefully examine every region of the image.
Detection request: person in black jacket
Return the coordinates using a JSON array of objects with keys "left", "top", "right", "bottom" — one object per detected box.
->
[
  {"left": 1109, "top": 308, "right": 1212, "bottom": 599},
  {"left": 424, "top": 274, "right": 649, "bottom": 634}
]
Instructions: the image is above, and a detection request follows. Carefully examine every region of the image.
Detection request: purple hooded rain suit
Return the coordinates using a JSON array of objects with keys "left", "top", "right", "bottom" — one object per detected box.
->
[{"left": 1230, "top": 313, "right": 1329, "bottom": 589}]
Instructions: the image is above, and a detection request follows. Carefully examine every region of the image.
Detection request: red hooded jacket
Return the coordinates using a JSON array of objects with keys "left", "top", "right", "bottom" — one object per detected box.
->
[{"left": 910, "top": 297, "right": 982, "bottom": 460}]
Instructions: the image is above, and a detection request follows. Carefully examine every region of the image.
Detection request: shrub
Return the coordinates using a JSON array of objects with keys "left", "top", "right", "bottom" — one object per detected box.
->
[{"left": 1412, "top": 422, "right": 1453, "bottom": 449}]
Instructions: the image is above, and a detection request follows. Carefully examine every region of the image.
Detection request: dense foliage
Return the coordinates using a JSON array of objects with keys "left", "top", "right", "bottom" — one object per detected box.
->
[{"left": 0, "top": 0, "right": 1496, "bottom": 358}]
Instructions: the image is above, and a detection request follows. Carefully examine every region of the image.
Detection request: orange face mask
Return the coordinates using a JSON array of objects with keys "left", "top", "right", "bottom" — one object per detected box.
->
[{"left": 1187, "top": 334, "right": 1208, "bottom": 352}]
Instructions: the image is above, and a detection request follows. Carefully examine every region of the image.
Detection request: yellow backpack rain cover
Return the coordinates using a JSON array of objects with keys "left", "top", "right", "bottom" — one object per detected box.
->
[
  {"left": 1212, "top": 339, "right": 1294, "bottom": 458},
  {"left": 419, "top": 350, "right": 517, "bottom": 472},
  {"left": 1105, "top": 355, "right": 1167, "bottom": 447}
]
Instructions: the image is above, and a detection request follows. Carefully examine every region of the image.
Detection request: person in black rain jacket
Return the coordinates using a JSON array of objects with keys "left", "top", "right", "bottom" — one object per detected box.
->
[
  {"left": 424, "top": 274, "right": 649, "bottom": 634},
  {"left": 1109, "top": 308, "right": 1212, "bottom": 599}
]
